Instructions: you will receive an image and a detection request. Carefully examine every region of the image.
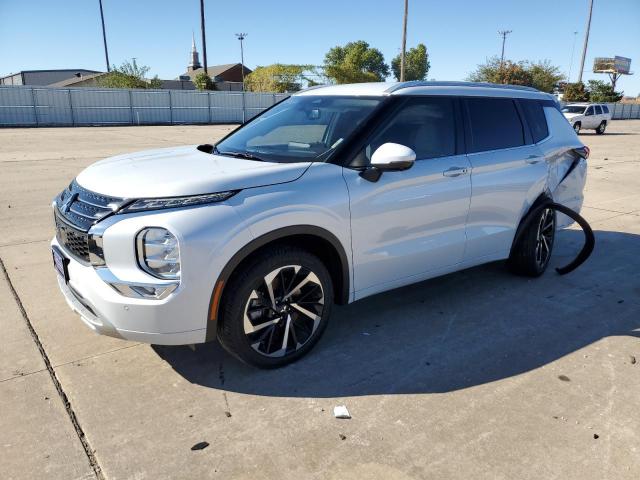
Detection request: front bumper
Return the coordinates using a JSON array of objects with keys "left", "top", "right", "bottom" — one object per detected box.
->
[{"left": 52, "top": 236, "right": 207, "bottom": 345}]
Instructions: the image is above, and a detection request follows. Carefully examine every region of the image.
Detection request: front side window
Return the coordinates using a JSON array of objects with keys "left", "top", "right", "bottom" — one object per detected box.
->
[
  {"left": 352, "top": 97, "right": 456, "bottom": 167},
  {"left": 215, "top": 96, "right": 381, "bottom": 163},
  {"left": 466, "top": 98, "right": 524, "bottom": 153},
  {"left": 562, "top": 106, "right": 587, "bottom": 114},
  {"left": 585, "top": 106, "right": 594, "bottom": 116},
  {"left": 520, "top": 99, "right": 549, "bottom": 143}
]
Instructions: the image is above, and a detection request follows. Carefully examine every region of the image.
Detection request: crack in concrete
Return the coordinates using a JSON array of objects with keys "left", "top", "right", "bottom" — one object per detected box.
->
[{"left": 0, "top": 256, "right": 104, "bottom": 480}]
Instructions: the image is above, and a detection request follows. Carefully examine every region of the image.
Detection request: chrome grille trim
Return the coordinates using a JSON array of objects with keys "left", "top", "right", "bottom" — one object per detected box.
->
[{"left": 55, "top": 180, "right": 126, "bottom": 232}]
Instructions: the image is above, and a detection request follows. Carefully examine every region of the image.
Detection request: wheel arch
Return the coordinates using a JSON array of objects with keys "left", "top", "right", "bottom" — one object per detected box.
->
[
  {"left": 205, "top": 225, "right": 351, "bottom": 341},
  {"left": 510, "top": 191, "right": 553, "bottom": 255}
]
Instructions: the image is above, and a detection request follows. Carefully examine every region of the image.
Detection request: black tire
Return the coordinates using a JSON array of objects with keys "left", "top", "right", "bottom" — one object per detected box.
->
[
  {"left": 217, "top": 245, "right": 333, "bottom": 368},
  {"left": 508, "top": 207, "right": 556, "bottom": 277},
  {"left": 596, "top": 121, "right": 606, "bottom": 134},
  {"left": 573, "top": 122, "right": 581, "bottom": 134}
]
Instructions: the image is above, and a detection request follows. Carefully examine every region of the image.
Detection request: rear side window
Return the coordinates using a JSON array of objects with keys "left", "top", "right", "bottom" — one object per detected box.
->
[
  {"left": 595, "top": 105, "right": 603, "bottom": 115},
  {"left": 602, "top": 105, "right": 610, "bottom": 114},
  {"left": 520, "top": 99, "right": 549, "bottom": 143},
  {"left": 465, "top": 98, "right": 524, "bottom": 152}
]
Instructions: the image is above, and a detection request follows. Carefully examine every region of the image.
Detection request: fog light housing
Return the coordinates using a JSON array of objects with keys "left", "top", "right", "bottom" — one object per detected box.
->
[{"left": 136, "top": 227, "right": 180, "bottom": 280}]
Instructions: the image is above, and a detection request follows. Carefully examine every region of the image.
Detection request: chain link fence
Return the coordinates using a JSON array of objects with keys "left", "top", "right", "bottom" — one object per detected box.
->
[{"left": 0, "top": 86, "right": 289, "bottom": 126}]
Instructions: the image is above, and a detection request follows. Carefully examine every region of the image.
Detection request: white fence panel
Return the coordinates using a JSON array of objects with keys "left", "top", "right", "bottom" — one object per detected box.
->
[{"left": 0, "top": 86, "right": 291, "bottom": 126}]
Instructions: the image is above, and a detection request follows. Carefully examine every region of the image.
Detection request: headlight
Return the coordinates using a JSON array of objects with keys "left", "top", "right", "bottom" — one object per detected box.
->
[
  {"left": 136, "top": 228, "right": 180, "bottom": 280},
  {"left": 122, "top": 191, "right": 237, "bottom": 213}
]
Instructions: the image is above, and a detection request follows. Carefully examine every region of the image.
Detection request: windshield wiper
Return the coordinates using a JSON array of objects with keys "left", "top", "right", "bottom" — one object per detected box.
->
[{"left": 215, "top": 148, "right": 265, "bottom": 162}]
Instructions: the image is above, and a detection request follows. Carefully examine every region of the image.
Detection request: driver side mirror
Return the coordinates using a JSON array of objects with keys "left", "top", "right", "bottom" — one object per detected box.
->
[{"left": 360, "top": 143, "right": 416, "bottom": 182}]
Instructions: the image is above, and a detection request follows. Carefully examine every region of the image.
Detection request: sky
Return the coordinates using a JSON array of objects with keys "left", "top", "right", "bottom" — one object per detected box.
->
[{"left": 1, "top": 0, "right": 639, "bottom": 95}]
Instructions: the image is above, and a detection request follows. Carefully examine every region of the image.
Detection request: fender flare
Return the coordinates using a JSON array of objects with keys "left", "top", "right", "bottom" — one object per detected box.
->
[{"left": 205, "top": 225, "right": 351, "bottom": 341}]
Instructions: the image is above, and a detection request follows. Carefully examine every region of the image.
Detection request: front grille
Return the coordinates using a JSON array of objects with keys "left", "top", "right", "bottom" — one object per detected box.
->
[
  {"left": 55, "top": 211, "right": 90, "bottom": 262},
  {"left": 56, "top": 180, "right": 125, "bottom": 231},
  {"left": 54, "top": 180, "right": 126, "bottom": 262}
]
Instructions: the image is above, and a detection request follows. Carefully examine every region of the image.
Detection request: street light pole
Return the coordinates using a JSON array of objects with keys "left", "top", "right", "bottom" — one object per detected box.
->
[
  {"left": 235, "top": 33, "right": 248, "bottom": 123},
  {"left": 98, "top": 0, "right": 110, "bottom": 72},
  {"left": 577, "top": 0, "right": 594, "bottom": 84},
  {"left": 400, "top": 0, "right": 408, "bottom": 82},
  {"left": 200, "top": 0, "right": 208, "bottom": 74},
  {"left": 568, "top": 31, "right": 578, "bottom": 83}
]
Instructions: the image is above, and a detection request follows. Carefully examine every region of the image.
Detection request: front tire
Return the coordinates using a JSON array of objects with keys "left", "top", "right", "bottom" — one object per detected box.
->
[
  {"left": 218, "top": 246, "right": 333, "bottom": 368},
  {"left": 509, "top": 207, "right": 556, "bottom": 277},
  {"left": 573, "top": 122, "right": 581, "bottom": 134},
  {"left": 596, "top": 121, "right": 606, "bottom": 134}
]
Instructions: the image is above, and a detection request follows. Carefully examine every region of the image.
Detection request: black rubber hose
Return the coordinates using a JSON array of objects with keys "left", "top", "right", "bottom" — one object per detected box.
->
[{"left": 512, "top": 201, "right": 595, "bottom": 275}]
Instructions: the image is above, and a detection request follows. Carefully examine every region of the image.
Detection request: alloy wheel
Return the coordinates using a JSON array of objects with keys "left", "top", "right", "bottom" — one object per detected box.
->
[
  {"left": 535, "top": 208, "right": 555, "bottom": 269},
  {"left": 573, "top": 123, "right": 581, "bottom": 134},
  {"left": 243, "top": 265, "right": 325, "bottom": 357}
]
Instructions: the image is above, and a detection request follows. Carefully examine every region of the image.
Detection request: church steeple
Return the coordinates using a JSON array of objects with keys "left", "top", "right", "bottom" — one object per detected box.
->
[{"left": 188, "top": 32, "right": 202, "bottom": 72}]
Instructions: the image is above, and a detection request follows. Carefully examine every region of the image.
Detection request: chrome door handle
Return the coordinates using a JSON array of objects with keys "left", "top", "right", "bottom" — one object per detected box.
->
[
  {"left": 443, "top": 166, "right": 469, "bottom": 177},
  {"left": 526, "top": 155, "right": 542, "bottom": 164}
]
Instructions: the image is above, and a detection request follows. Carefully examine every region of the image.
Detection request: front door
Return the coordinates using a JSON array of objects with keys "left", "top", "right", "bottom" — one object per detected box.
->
[{"left": 343, "top": 96, "right": 471, "bottom": 298}]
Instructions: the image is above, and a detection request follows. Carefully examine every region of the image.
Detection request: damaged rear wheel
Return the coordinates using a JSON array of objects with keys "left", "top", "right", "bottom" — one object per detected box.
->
[{"left": 508, "top": 206, "right": 556, "bottom": 277}]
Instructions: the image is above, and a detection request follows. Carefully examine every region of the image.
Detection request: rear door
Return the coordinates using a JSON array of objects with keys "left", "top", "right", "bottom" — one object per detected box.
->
[
  {"left": 462, "top": 97, "right": 548, "bottom": 261},
  {"left": 343, "top": 96, "right": 471, "bottom": 297}
]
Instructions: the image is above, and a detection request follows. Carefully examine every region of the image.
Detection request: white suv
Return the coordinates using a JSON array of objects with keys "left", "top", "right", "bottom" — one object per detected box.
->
[
  {"left": 52, "top": 81, "right": 588, "bottom": 367},
  {"left": 562, "top": 103, "right": 611, "bottom": 134}
]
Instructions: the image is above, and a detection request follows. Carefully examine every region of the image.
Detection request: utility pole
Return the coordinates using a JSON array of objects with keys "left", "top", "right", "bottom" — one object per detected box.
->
[
  {"left": 235, "top": 33, "right": 248, "bottom": 123},
  {"left": 200, "top": 0, "right": 208, "bottom": 74},
  {"left": 577, "top": 0, "right": 594, "bottom": 83},
  {"left": 400, "top": 0, "right": 409, "bottom": 82},
  {"left": 498, "top": 29, "right": 512, "bottom": 67},
  {"left": 498, "top": 30, "right": 512, "bottom": 84},
  {"left": 568, "top": 31, "right": 578, "bottom": 83},
  {"left": 98, "top": 0, "right": 110, "bottom": 72}
]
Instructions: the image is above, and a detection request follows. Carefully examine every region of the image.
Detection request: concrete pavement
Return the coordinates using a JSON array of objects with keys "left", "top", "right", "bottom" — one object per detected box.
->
[{"left": 1, "top": 122, "right": 639, "bottom": 479}]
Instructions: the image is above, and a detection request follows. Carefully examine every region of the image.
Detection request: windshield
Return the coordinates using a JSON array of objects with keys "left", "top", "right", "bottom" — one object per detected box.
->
[
  {"left": 562, "top": 105, "right": 586, "bottom": 114},
  {"left": 215, "top": 96, "right": 382, "bottom": 163}
]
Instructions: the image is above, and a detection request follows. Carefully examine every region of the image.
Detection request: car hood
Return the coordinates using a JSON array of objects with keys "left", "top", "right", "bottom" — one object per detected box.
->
[
  {"left": 563, "top": 112, "right": 583, "bottom": 120},
  {"left": 75, "top": 145, "right": 312, "bottom": 198}
]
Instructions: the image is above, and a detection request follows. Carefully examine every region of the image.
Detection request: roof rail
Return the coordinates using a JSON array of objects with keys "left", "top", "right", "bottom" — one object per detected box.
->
[{"left": 385, "top": 80, "right": 540, "bottom": 94}]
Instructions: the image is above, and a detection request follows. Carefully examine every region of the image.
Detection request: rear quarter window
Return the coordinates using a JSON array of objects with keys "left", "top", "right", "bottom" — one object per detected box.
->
[
  {"left": 465, "top": 98, "right": 525, "bottom": 152},
  {"left": 602, "top": 105, "right": 610, "bottom": 114},
  {"left": 520, "top": 99, "right": 549, "bottom": 143}
]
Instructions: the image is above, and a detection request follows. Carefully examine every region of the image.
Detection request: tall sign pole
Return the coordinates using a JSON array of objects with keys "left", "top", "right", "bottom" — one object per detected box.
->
[
  {"left": 98, "top": 0, "right": 110, "bottom": 72},
  {"left": 200, "top": 0, "right": 208, "bottom": 74},
  {"left": 577, "top": 0, "right": 594, "bottom": 83},
  {"left": 400, "top": 0, "right": 408, "bottom": 82}
]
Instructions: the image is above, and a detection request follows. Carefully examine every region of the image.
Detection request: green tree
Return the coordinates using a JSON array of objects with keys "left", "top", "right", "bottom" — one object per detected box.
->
[
  {"left": 193, "top": 71, "right": 215, "bottom": 91},
  {"left": 563, "top": 82, "right": 590, "bottom": 102},
  {"left": 467, "top": 57, "right": 532, "bottom": 86},
  {"left": 587, "top": 80, "right": 623, "bottom": 103},
  {"left": 467, "top": 56, "right": 564, "bottom": 92},
  {"left": 245, "top": 64, "right": 313, "bottom": 93},
  {"left": 526, "top": 60, "right": 564, "bottom": 93},
  {"left": 98, "top": 59, "right": 153, "bottom": 89},
  {"left": 391, "top": 43, "right": 430, "bottom": 81},
  {"left": 148, "top": 75, "right": 163, "bottom": 89},
  {"left": 323, "top": 41, "right": 389, "bottom": 84}
]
